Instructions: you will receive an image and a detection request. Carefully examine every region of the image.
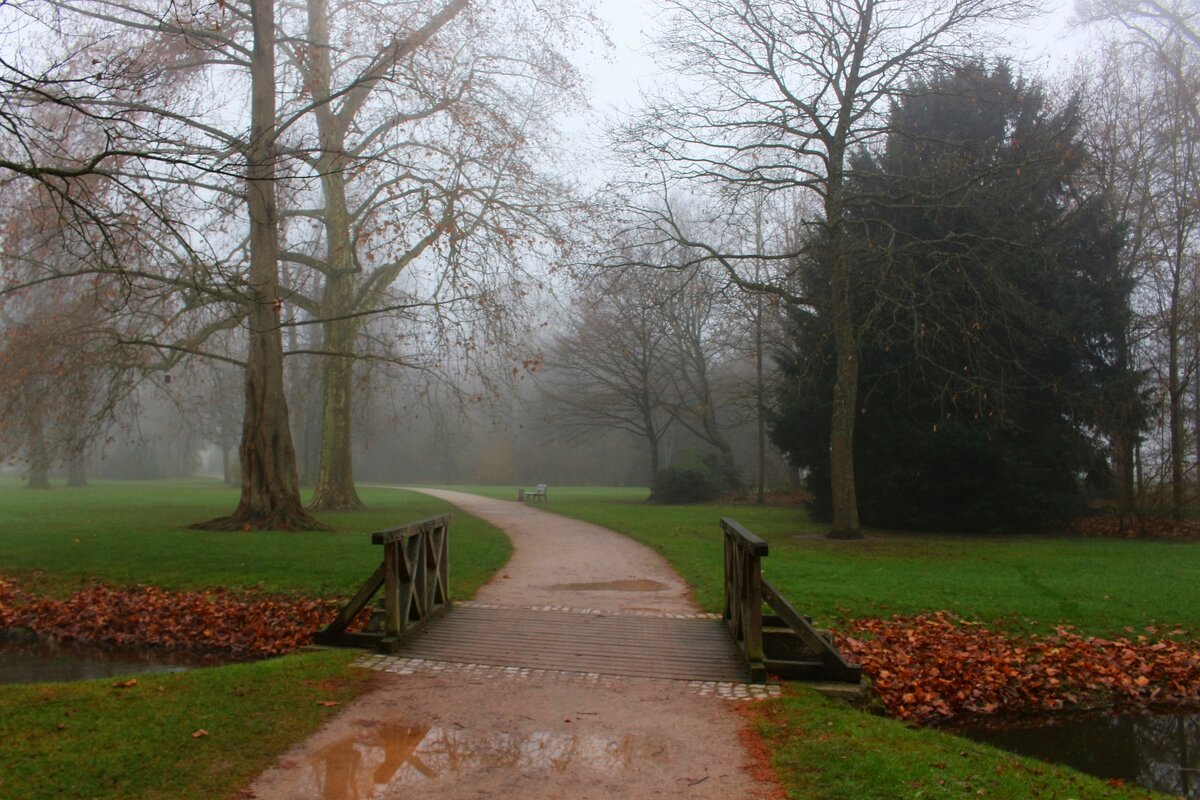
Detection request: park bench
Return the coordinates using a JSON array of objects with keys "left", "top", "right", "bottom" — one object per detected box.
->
[{"left": 525, "top": 483, "right": 548, "bottom": 503}]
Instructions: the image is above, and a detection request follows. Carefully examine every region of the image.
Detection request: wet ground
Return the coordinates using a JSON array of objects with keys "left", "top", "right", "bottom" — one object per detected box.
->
[{"left": 246, "top": 489, "right": 781, "bottom": 800}]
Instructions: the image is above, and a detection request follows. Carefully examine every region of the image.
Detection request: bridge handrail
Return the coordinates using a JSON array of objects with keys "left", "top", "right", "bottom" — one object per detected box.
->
[
  {"left": 721, "top": 516, "right": 861, "bottom": 684},
  {"left": 721, "top": 516, "right": 767, "bottom": 680},
  {"left": 316, "top": 514, "right": 452, "bottom": 652}
]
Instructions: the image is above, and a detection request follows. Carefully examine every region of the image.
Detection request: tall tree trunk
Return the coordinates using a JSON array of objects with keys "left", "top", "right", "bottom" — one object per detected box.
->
[
  {"left": 1169, "top": 271, "right": 1185, "bottom": 521},
  {"left": 1112, "top": 330, "right": 1138, "bottom": 527},
  {"left": 26, "top": 413, "right": 50, "bottom": 490},
  {"left": 193, "top": 0, "right": 324, "bottom": 531},
  {"left": 826, "top": 164, "right": 862, "bottom": 538},
  {"left": 309, "top": 289, "right": 364, "bottom": 510},
  {"left": 643, "top": 398, "right": 662, "bottom": 482},
  {"left": 305, "top": 0, "right": 365, "bottom": 511},
  {"left": 829, "top": 264, "right": 861, "bottom": 537},
  {"left": 66, "top": 450, "right": 87, "bottom": 487},
  {"left": 754, "top": 206, "right": 766, "bottom": 503}
]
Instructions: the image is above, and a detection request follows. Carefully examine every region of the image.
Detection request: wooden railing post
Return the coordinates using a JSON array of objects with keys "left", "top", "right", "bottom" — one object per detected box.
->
[
  {"left": 315, "top": 514, "right": 452, "bottom": 652},
  {"left": 721, "top": 517, "right": 861, "bottom": 685},
  {"left": 383, "top": 539, "right": 400, "bottom": 643},
  {"left": 722, "top": 517, "right": 768, "bottom": 682}
]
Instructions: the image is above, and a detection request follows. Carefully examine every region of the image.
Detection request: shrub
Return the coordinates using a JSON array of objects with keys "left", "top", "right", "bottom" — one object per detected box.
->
[{"left": 649, "top": 466, "right": 720, "bottom": 504}]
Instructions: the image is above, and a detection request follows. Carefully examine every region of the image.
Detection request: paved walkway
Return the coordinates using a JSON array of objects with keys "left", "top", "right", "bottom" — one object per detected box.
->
[{"left": 246, "top": 490, "right": 782, "bottom": 800}]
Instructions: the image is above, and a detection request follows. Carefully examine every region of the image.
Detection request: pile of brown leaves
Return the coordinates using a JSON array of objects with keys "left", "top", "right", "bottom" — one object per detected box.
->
[
  {"left": 840, "top": 612, "right": 1200, "bottom": 723},
  {"left": 1069, "top": 515, "right": 1200, "bottom": 540},
  {"left": 0, "top": 578, "right": 341, "bottom": 656}
]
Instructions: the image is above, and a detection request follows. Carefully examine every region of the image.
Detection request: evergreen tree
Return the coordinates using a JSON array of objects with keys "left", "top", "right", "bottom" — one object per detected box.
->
[{"left": 772, "top": 64, "right": 1133, "bottom": 532}]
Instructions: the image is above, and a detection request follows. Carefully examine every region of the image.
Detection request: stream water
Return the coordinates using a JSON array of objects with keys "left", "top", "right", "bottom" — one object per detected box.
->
[
  {"left": 0, "top": 639, "right": 222, "bottom": 684},
  {"left": 951, "top": 712, "right": 1200, "bottom": 798}
]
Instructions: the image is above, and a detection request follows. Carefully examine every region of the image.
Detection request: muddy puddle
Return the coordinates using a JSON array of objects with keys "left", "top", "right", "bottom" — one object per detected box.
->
[
  {"left": 293, "top": 721, "right": 669, "bottom": 800},
  {"left": 949, "top": 712, "right": 1200, "bottom": 798}
]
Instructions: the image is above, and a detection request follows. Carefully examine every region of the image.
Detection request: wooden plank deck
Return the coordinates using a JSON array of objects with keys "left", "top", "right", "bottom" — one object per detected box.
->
[{"left": 397, "top": 605, "right": 749, "bottom": 683}]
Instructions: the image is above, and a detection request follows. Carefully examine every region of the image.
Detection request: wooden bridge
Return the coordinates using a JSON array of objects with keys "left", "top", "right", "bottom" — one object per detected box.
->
[{"left": 317, "top": 514, "right": 859, "bottom": 686}]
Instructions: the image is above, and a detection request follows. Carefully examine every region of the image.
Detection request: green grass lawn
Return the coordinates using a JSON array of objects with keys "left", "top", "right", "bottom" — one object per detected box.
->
[
  {"left": 0, "top": 650, "right": 370, "bottom": 800},
  {"left": 0, "top": 478, "right": 511, "bottom": 599},
  {"left": 0, "top": 477, "right": 513, "bottom": 800},
  {"left": 443, "top": 484, "right": 1200, "bottom": 638}
]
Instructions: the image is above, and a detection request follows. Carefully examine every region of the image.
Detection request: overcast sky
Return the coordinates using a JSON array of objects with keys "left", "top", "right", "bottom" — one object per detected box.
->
[{"left": 566, "top": 0, "right": 1086, "bottom": 142}]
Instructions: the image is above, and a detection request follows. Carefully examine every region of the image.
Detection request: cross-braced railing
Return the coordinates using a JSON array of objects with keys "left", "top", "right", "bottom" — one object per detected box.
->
[
  {"left": 316, "top": 514, "right": 451, "bottom": 653},
  {"left": 722, "top": 517, "right": 860, "bottom": 684},
  {"left": 722, "top": 517, "right": 768, "bottom": 681}
]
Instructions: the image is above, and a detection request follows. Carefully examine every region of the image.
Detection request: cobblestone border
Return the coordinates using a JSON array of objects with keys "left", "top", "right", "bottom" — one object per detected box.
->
[
  {"left": 353, "top": 654, "right": 781, "bottom": 701},
  {"left": 457, "top": 600, "right": 722, "bottom": 621}
]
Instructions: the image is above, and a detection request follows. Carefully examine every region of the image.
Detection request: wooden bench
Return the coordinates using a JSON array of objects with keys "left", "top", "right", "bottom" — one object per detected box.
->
[{"left": 525, "top": 483, "right": 548, "bottom": 503}]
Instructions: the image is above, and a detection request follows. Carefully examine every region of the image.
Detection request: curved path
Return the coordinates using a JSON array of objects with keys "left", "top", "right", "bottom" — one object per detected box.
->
[
  {"left": 418, "top": 488, "right": 699, "bottom": 615},
  {"left": 247, "top": 490, "right": 781, "bottom": 800}
]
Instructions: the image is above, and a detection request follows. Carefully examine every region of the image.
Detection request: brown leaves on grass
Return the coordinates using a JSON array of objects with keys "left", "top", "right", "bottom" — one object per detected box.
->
[
  {"left": 1070, "top": 515, "right": 1200, "bottom": 540},
  {"left": 840, "top": 612, "right": 1200, "bottom": 723},
  {"left": 0, "top": 577, "right": 340, "bottom": 657}
]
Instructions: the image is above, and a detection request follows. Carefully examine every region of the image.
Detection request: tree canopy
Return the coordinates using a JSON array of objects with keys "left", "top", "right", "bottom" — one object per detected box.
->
[{"left": 772, "top": 64, "right": 1132, "bottom": 531}]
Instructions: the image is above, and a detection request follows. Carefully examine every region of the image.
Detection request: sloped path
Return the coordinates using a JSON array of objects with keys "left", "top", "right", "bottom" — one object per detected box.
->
[{"left": 246, "top": 489, "right": 782, "bottom": 800}]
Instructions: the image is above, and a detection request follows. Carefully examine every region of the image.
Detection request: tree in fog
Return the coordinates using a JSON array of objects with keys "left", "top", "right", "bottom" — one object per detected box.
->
[
  {"left": 280, "top": 0, "right": 589, "bottom": 511},
  {"left": 1078, "top": 42, "right": 1170, "bottom": 524},
  {"left": 620, "top": 0, "right": 1042, "bottom": 537},
  {"left": 280, "top": 0, "right": 467, "bottom": 512},
  {"left": 0, "top": 283, "right": 138, "bottom": 488},
  {"left": 545, "top": 266, "right": 678, "bottom": 481},
  {"left": 2, "top": 0, "right": 577, "bottom": 526},
  {"left": 1, "top": 0, "right": 324, "bottom": 527},
  {"left": 773, "top": 64, "right": 1130, "bottom": 531},
  {"left": 1079, "top": 0, "right": 1200, "bottom": 519},
  {"left": 657, "top": 265, "right": 737, "bottom": 466}
]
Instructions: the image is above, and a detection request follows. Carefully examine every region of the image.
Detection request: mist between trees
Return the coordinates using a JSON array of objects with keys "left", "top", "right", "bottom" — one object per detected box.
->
[{"left": 2, "top": 0, "right": 1200, "bottom": 535}]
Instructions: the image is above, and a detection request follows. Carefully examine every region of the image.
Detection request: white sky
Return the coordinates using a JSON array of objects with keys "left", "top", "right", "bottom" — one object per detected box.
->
[{"left": 566, "top": 0, "right": 1086, "bottom": 141}]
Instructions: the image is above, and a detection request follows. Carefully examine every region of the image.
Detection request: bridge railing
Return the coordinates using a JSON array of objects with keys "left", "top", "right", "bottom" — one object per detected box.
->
[
  {"left": 721, "top": 517, "right": 861, "bottom": 684},
  {"left": 315, "top": 514, "right": 451, "bottom": 653},
  {"left": 722, "top": 517, "right": 768, "bottom": 681}
]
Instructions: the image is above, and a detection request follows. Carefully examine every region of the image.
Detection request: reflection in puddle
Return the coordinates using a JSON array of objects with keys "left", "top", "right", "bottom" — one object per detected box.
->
[
  {"left": 952, "top": 713, "right": 1200, "bottom": 798},
  {"left": 302, "top": 722, "right": 668, "bottom": 799},
  {"left": 544, "top": 579, "right": 670, "bottom": 592}
]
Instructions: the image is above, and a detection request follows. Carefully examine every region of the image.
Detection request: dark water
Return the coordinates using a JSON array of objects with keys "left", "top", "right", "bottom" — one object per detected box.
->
[
  {"left": 0, "top": 639, "right": 220, "bottom": 684},
  {"left": 951, "top": 713, "right": 1200, "bottom": 798}
]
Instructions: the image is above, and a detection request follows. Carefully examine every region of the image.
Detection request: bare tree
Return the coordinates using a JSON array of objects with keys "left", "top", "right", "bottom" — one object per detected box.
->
[
  {"left": 618, "top": 0, "right": 1041, "bottom": 537},
  {"left": 657, "top": 265, "right": 736, "bottom": 462},
  {"left": 1079, "top": 0, "right": 1200, "bottom": 520},
  {"left": 281, "top": 0, "right": 466, "bottom": 511},
  {"left": 545, "top": 265, "right": 678, "bottom": 481},
  {"left": 1, "top": 0, "right": 324, "bottom": 527},
  {"left": 277, "top": 0, "right": 590, "bottom": 511}
]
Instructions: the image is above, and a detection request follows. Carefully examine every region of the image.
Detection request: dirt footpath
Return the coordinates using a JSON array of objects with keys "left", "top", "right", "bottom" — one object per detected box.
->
[{"left": 245, "top": 490, "right": 781, "bottom": 800}]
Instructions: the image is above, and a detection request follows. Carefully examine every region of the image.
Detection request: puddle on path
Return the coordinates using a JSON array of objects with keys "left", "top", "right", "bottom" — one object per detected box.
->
[
  {"left": 542, "top": 579, "right": 670, "bottom": 592},
  {"left": 951, "top": 712, "right": 1200, "bottom": 798},
  {"left": 296, "top": 721, "right": 669, "bottom": 799}
]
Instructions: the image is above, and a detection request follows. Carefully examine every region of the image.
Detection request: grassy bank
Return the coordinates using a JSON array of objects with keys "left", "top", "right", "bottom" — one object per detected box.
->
[
  {"left": 747, "top": 688, "right": 1153, "bottom": 800},
  {"left": 0, "top": 650, "right": 370, "bottom": 800},
  {"left": 0, "top": 479, "right": 513, "bottom": 800}
]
